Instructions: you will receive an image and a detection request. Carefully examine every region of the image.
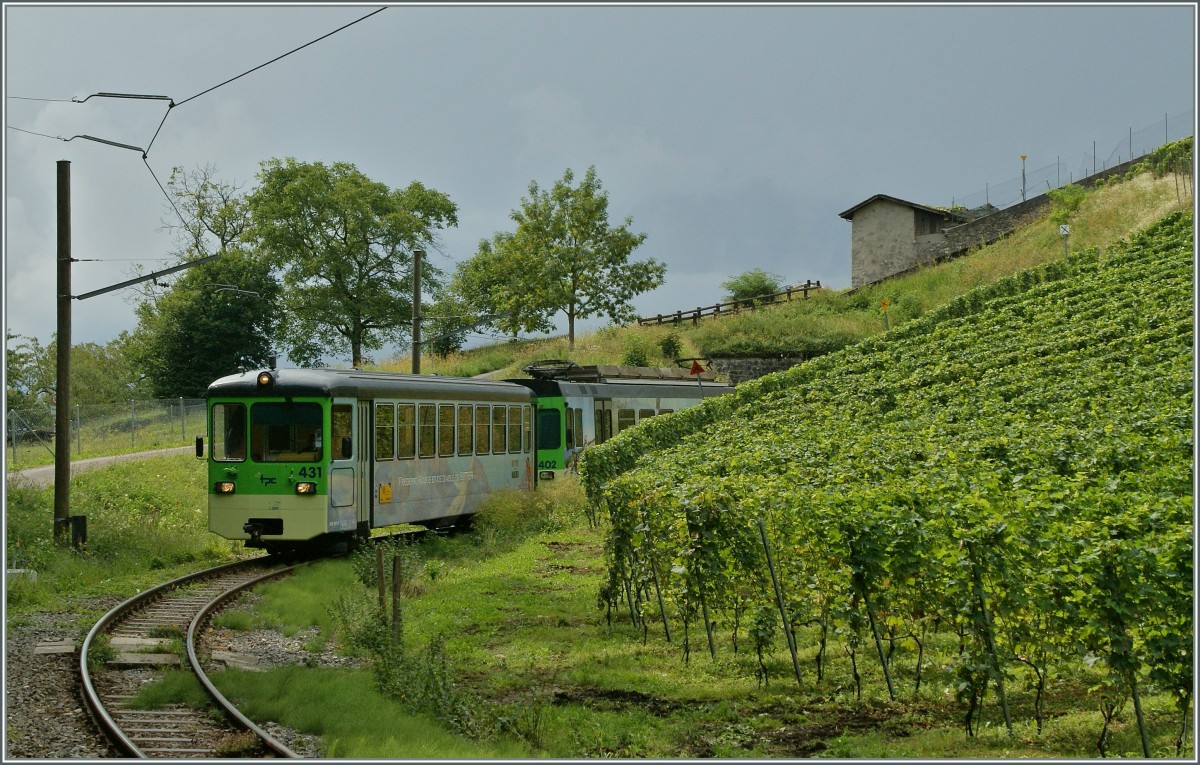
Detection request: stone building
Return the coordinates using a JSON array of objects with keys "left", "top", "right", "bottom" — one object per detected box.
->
[{"left": 838, "top": 194, "right": 969, "bottom": 289}]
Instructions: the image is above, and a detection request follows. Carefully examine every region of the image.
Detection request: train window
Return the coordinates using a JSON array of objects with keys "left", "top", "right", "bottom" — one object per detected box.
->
[
  {"left": 251, "top": 402, "right": 324, "bottom": 462},
  {"left": 475, "top": 406, "right": 490, "bottom": 455},
  {"left": 594, "top": 408, "right": 612, "bottom": 445},
  {"left": 538, "top": 409, "right": 561, "bottom": 450},
  {"left": 458, "top": 405, "right": 474, "bottom": 456},
  {"left": 418, "top": 404, "right": 436, "bottom": 458},
  {"left": 439, "top": 405, "right": 456, "bottom": 458},
  {"left": 375, "top": 403, "right": 395, "bottom": 460},
  {"left": 617, "top": 409, "right": 636, "bottom": 433},
  {"left": 660, "top": 409, "right": 674, "bottom": 416},
  {"left": 332, "top": 404, "right": 353, "bottom": 460},
  {"left": 212, "top": 403, "right": 246, "bottom": 462},
  {"left": 564, "top": 407, "right": 576, "bottom": 450},
  {"left": 507, "top": 406, "right": 522, "bottom": 453},
  {"left": 492, "top": 406, "right": 507, "bottom": 454},
  {"left": 573, "top": 408, "right": 584, "bottom": 451},
  {"left": 639, "top": 409, "right": 656, "bottom": 422},
  {"left": 397, "top": 404, "right": 416, "bottom": 459},
  {"left": 524, "top": 406, "right": 533, "bottom": 453}
]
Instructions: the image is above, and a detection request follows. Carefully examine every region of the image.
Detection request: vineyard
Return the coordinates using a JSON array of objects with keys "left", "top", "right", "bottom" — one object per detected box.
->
[{"left": 580, "top": 210, "right": 1193, "bottom": 755}]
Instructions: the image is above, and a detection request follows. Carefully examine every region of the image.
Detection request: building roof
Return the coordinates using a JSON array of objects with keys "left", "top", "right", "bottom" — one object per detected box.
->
[{"left": 838, "top": 194, "right": 968, "bottom": 221}]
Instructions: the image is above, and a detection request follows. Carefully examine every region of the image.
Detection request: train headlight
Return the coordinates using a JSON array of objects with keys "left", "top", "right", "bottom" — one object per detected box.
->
[
  {"left": 215, "top": 481, "right": 236, "bottom": 494},
  {"left": 295, "top": 481, "right": 317, "bottom": 495},
  {"left": 539, "top": 470, "right": 555, "bottom": 480},
  {"left": 256, "top": 371, "right": 274, "bottom": 388}
]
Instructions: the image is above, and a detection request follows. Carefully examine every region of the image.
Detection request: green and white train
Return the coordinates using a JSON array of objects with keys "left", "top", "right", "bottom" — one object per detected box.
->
[{"left": 201, "top": 361, "right": 730, "bottom": 551}]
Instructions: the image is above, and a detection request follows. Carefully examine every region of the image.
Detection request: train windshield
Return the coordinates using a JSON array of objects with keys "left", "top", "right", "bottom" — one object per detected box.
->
[{"left": 250, "top": 402, "right": 324, "bottom": 462}]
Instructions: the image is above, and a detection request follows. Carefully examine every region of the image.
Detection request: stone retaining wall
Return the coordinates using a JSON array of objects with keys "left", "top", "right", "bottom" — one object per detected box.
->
[{"left": 709, "top": 355, "right": 810, "bottom": 385}]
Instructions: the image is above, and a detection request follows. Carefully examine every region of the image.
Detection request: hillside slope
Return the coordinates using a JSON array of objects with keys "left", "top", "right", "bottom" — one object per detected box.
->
[
  {"left": 381, "top": 163, "right": 1190, "bottom": 378},
  {"left": 582, "top": 210, "right": 1193, "bottom": 741}
]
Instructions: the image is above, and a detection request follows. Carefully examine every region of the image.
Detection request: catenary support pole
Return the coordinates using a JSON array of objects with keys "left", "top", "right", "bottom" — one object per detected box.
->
[
  {"left": 411, "top": 249, "right": 423, "bottom": 374},
  {"left": 54, "top": 161, "right": 72, "bottom": 545}
]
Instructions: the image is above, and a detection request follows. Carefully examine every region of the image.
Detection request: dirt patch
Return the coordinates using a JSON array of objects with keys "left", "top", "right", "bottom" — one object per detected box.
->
[{"left": 551, "top": 686, "right": 682, "bottom": 718}]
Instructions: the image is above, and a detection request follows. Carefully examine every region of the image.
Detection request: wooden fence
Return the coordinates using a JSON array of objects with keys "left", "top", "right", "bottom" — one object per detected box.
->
[{"left": 638, "top": 280, "right": 822, "bottom": 327}]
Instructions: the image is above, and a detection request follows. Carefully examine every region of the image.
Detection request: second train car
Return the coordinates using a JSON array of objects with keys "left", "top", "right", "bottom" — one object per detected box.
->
[{"left": 507, "top": 360, "right": 733, "bottom": 480}]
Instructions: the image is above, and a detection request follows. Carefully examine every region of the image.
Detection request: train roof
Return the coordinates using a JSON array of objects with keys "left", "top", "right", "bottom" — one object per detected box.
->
[
  {"left": 206, "top": 368, "right": 534, "bottom": 402},
  {"left": 507, "top": 377, "right": 731, "bottom": 399}
]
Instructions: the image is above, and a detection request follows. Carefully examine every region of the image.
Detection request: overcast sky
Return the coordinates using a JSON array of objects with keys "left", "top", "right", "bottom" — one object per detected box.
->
[{"left": 4, "top": 2, "right": 1195, "bottom": 364}]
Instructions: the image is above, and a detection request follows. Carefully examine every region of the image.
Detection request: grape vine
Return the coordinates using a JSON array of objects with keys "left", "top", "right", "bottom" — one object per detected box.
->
[{"left": 581, "top": 210, "right": 1194, "bottom": 752}]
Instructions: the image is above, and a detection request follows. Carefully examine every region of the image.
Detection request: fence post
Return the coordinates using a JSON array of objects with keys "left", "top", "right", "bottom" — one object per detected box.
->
[
  {"left": 130, "top": 399, "right": 136, "bottom": 449},
  {"left": 75, "top": 404, "right": 82, "bottom": 455},
  {"left": 392, "top": 555, "right": 403, "bottom": 645},
  {"left": 179, "top": 397, "right": 185, "bottom": 443}
]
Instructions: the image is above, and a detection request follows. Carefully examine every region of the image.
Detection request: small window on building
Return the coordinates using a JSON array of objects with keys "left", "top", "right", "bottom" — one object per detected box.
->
[{"left": 639, "top": 409, "right": 656, "bottom": 422}]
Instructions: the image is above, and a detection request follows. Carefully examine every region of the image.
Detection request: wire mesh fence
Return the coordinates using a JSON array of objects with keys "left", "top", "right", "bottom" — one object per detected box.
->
[
  {"left": 6, "top": 398, "right": 206, "bottom": 467},
  {"left": 947, "top": 109, "right": 1193, "bottom": 212}
]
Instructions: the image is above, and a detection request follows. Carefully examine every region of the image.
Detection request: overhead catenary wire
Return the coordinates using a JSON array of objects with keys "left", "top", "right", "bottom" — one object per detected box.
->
[{"left": 5, "top": 6, "right": 387, "bottom": 240}]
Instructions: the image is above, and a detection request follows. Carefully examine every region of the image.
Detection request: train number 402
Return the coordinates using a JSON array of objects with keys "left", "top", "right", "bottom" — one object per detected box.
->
[{"left": 298, "top": 466, "right": 323, "bottom": 478}]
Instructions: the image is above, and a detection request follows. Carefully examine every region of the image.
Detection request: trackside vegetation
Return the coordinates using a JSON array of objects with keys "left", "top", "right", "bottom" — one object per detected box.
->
[{"left": 580, "top": 210, "right": 1193, "bottom": 756}]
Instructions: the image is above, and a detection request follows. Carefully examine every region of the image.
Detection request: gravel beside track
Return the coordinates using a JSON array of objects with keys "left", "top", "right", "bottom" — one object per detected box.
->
[{"left": 5, "top": 601, "right": 358, "bottom": 759}]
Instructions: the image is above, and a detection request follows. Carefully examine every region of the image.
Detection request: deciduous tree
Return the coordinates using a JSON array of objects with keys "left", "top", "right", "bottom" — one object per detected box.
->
[
  {"left": 130, "top": 165, "right": 280, "bottom": 394},
  {"left": 482, "top": 166, "right": 663, "bottom": 349},
  {"left": 248, "top": 158, "right": 457, "bottom": 367}
]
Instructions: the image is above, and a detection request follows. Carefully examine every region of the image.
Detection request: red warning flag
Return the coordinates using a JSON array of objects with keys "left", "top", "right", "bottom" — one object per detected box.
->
[{"left": 689, "top": 360, "right": 704, "bottom": 375}]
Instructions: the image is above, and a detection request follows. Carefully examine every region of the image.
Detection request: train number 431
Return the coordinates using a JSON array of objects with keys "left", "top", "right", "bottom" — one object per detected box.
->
[{"left": 298, "top": 466, "right": 323, "bottom": 478}]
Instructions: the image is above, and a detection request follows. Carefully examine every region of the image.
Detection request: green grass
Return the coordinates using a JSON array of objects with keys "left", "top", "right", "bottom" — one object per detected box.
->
[
  {"left": 5, "top": 454, "right": 241, "bottom": 615},
  {"left": 215, "top": 665, "right": 532, "bottom": 758},
  {"left": 195, "top": 483, "right": 1191, "bottom": 758}
]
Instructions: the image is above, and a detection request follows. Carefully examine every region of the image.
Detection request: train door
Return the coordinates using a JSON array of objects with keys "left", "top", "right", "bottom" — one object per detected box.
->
[
  {"left": 329, "top": 399, "right": 360, "bottom": 535},
  {"left": 593, "top": 399, "right": 613, "bottom": 445},
  {"left": 357, "top": 400, "right": 373, "bottom": 532}
]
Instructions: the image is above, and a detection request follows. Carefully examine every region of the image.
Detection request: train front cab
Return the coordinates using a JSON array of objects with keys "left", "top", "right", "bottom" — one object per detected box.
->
[{"left": 207, "top": 395, "right": 349, "bottom": 549}]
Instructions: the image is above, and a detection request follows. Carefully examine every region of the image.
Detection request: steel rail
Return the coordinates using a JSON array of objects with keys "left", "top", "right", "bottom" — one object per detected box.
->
[
  {"left": 186, "top": 564, "right": 312, "bottom": 758},
  {"left": 79, "top": 556, "right": 296, "bottom": 757}
]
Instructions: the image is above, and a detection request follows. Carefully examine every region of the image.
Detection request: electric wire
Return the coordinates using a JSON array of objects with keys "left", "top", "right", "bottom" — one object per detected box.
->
[{"left": 4, "top": 5, "right": 386, "bottom": 266}]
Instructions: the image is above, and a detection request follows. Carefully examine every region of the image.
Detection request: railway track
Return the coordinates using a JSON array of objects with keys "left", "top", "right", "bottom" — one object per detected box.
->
[{"left": 79, "top": 557, "right": 305, "bottom": 758}]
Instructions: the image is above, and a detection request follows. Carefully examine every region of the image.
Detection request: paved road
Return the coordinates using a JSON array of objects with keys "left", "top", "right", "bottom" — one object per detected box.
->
[{"left": 5, "top": 446, "right": 195, "bottom": 488}]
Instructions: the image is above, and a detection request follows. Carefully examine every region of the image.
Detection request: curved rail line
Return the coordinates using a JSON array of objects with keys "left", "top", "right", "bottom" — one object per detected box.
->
[{"left": 80, "top": 557, "right": 303, "bottom": 758}]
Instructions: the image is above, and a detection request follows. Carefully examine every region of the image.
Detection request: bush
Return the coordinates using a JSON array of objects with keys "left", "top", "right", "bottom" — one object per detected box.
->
[
  {"left": 658, "top": 333, "right": 682, "bottom": 361},
  {"left": 620, "top": 340, "right": 651, "bottom": 367}
]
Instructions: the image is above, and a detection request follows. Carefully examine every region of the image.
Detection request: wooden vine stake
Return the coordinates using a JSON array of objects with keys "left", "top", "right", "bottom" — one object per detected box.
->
[
  {"left": 684, "top": 505, "right": 717, "bottom": 660},
  {"left": 756, "top": 519, "right": 803, "bottom": 687},
  {"left": 967, "top": 541, "right": 1013, "bottom": 736},
  {"left": 392, "top": 555, "right": 403, "bottom": 645},
  {"left": 376, "top": 547, "right": 386, "bottom": 613},
  {"left": 847, "top": 539, "right": 896, "bottom": 701},
  {"left": 637, "top": 506, "right": 672, "bottom": 643}
]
